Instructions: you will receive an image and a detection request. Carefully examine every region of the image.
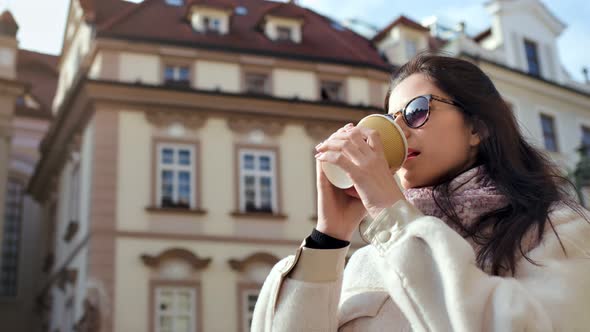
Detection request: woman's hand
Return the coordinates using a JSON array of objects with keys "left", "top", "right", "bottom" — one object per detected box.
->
[
  {"left": 314, "top": 124, "right": 367, "bottom": 242},
  {"left": 315, "top": 123, "right": 405, "bottom": 238}
]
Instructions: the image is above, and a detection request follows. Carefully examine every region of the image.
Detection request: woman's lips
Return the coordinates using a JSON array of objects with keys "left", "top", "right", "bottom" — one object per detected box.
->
[{"left": 407, "top": 148, "right": 421, "bottom": 160}]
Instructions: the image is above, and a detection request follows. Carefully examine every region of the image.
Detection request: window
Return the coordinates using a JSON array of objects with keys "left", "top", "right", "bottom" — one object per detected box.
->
[
  {"left": 163, "top": 65, "right": 190, "bottom": 86},
  {"left": 320, "top": 80, "right": 344, "bottom": 102},
  {"left": 276, "top": 26, "right": 292, "bottom": 42},
  {"left": 165, "top": 0, "right": 183, "bottom": 6},
  {"left": 405, "top": 39, "right": 417, "bottom": 58},
  {"left": 540, "top": 114, "right": 558, "bottom": 152},
  {"left": 239, "top": 149, "right": 277, "bottom": 213},
  {"left": 244, "top": 73, "right": 270, "bottom": 95},
  {"left": 203, "top": 16, "right": 221, "bottom": 33},
  {"left": 581, "top": 126, "right": 590, "bottom": 156},
  {"left": 155, "top": 286, "right": 196, "bottom": 332},
  {"left": 0, "top": 179, "right": 24, "bottom": 297},
  {"left": 524, "top": 39, "right": 541, "bottom": 77},
  {"left": 157, "top": 144, "right": 196, "bottom": 209},
  {"left": 241, "top": 288, "right": 260, "bottom": 332}
]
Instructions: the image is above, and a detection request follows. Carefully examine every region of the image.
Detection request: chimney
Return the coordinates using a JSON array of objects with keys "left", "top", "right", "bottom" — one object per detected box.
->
[
  {"left": 0, "top": 10, "right": 19, "bottom": 80},
  {"left": 583, "top": 67, "right": 589, "bottom": 84},
  {"left": 0, "top": 10, "right": 19, "bottom": 37}
]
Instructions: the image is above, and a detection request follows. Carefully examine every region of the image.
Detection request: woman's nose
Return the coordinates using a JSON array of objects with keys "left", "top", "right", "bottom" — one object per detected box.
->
[{"left": 392, "top": 112, "right": 411, "bottom": 139}]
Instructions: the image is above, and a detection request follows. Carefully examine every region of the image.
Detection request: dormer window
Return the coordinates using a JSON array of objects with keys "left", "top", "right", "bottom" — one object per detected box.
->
[
  {"left": 262, "top": 9, "right": 304, "bottom": 44},
  {"left": 524, "top": 39, "right": 541, "bottom": 77},
  {"left": 276, "top": 26, "right": 293, "bottom": 42},
  {"left": 189, "top": 6, "right": 231, "bottom": 35},
  {"left": 203, "top": 16, "right": 222, "bottom": 33}
]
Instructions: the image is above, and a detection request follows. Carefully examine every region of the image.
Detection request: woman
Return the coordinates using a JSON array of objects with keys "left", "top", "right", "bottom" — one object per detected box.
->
[{"left": 251, "top": 54, "right": 590, "bottom": 331}]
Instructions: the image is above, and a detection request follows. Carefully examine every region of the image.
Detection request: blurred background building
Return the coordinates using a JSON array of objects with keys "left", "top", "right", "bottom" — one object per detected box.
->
[{"left": 0, "top": 0, "right": 589, "bottom": 331}]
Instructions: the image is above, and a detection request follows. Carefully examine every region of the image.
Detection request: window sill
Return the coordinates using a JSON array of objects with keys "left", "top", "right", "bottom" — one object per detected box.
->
[
  {"left": 230, "top": 211, "right": 287, "bottom": 220},
  {"left": 145, "top": 206, "right": 208, "bottom": 215}
]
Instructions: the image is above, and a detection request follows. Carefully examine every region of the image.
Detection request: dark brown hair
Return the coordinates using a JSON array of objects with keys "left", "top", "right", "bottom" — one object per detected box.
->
[{"left": 382, "top": 52, "right": 585, "bottom": 275}]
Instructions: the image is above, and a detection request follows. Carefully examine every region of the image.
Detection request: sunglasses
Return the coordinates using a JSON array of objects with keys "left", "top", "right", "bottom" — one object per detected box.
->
[{"left": 386, "top": 94, "right": 466, "bottom": 129}]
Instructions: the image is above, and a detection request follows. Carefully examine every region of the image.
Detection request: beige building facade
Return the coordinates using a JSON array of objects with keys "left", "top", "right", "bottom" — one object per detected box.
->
[
  {"left": 20, "top": 0, "right": 590, "bottom": 332},
  {"left": 28, "top": 1, "right": 390, "bottom": 331}
]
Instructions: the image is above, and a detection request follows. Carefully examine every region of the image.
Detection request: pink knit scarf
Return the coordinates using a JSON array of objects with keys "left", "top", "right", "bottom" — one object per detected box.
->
[{"left": 402, "top": 165, "right": 536, "bottom": 274}]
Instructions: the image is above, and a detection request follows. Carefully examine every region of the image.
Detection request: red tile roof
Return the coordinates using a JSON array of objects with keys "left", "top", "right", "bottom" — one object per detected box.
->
[
  {"left": 79, "top": 0, "right": 135, "bottom": 24},
  {"left": 91, "top": 0, "right": 389, "bottom": 71},
  {"left": 16, "top": 49, "right": 59, "bottom": 119},
  {"left": 372, "top": 15, "right": 429, "bottom": 43},
  {"left": 265, "top": 2, "right": 306, "bottom": 20},
  {"left": 0, "top": 10, "right": 19, "bottom": 37},
  {"left": 187, "top": 0, "right": 235, "bottom": 11}
]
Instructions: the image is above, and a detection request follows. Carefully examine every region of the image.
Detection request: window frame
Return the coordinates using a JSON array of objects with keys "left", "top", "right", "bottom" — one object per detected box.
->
[
  {"left": 243, "top": 72, "right": 271, "bottom": 95},
  {"left": 237, "top": 282, "right": 261, "bottom": 332},
  {"left": 0, "top": 177, "right": 25, "bottom": 298},
  {"left": 203, "top": 16, "right": 222, "bottom": 33},
  {"left": 238, "top": 148, "right": 278, "bottom": 214},
  {"left": 151, "top": 139, "right": 202, "bottom": 211},
  {"left": 276, "top": 25, "right": 293, "bottom": 42},
  {"left": 241, "top": 65, "right": 273, "bottom": 96},
  {"left": 540, "top": 113, "right": 559, "bottom": 153},
  {"left": 150, "top": 280, "right": 202, "bottom": 332},
  {"left": 161, "top": 58, "right": 193, "bottom": 87},
  {"left": 524, "top": 39, "right": 541, "bottom": 77},
  {"left": 234, "top": 145, "right": 282, "bottom": 216}
]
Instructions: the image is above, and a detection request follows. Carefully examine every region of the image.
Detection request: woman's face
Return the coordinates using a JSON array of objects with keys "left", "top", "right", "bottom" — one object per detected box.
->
[{"left": 389, "top": 73, "right": 481, "bottom": 189}]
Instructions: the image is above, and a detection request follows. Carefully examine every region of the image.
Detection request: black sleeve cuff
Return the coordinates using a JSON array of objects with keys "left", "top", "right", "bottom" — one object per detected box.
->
[{"left": 304, "top": 228, "right": 350, "bottom": 249}]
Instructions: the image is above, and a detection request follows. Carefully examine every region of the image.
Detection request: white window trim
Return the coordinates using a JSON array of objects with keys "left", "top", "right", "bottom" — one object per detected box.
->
[
  {"left": 238, "top": 149, "right": 278, "bottom": 213},
  {"left": 156, "top": 143, "right": 196, "bottom": 209},
  {"left": 241, "top": 288, "right": 260, "bottom": 332},
  {"left": 154, "top": 286, "right": 196, "bottom": 332}
]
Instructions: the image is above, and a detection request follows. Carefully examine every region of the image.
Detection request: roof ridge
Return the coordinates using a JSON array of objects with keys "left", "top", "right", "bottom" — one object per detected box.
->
[{"left": 301, "top": 8, "right": 374, "bottom": 64}]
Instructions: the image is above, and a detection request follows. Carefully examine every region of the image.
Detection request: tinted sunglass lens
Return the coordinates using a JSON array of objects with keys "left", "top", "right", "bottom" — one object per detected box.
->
[{"left": 405, "top": 97, "right": 429, "bottom": 128}]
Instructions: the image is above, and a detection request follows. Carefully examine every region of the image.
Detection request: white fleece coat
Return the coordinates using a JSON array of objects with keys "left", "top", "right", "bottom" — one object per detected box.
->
[{"left": 251, "top": 200, "right": 590, "bottom": 331}]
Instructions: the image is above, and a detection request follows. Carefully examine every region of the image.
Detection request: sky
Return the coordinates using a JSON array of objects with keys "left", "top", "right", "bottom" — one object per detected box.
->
[{"left": 1, "top": 0, "right": 588, "bottom": 82}]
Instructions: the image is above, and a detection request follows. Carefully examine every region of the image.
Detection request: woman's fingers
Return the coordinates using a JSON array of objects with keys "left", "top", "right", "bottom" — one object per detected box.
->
[
  {"left": 355, "top": 127, "right": 384, "bottom": 156},
  {"left": 315, "top": 150, "right": 359, "bottom": 176},
  {"left": 315, "top": 137, "right": 365, "bottom": 165}
]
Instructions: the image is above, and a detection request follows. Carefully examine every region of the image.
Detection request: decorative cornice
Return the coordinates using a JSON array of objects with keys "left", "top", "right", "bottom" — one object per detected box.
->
[
  {"left": 140, "top": 248, "right": 212, "bottom": 270},
  {"left": 227, "top": 252, "right": 280, "bottom": 272},
  {"left": 227, "top": 116, "right": 286, "bottom": 136},
  {"left": 145, "top": 110, "right": 207, "bottom": 130}
]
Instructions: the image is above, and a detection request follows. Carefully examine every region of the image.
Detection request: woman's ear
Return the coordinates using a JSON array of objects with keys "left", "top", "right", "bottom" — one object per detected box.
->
[{"left": 469, "top": 119, "right": 488, "bottom": 147}]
